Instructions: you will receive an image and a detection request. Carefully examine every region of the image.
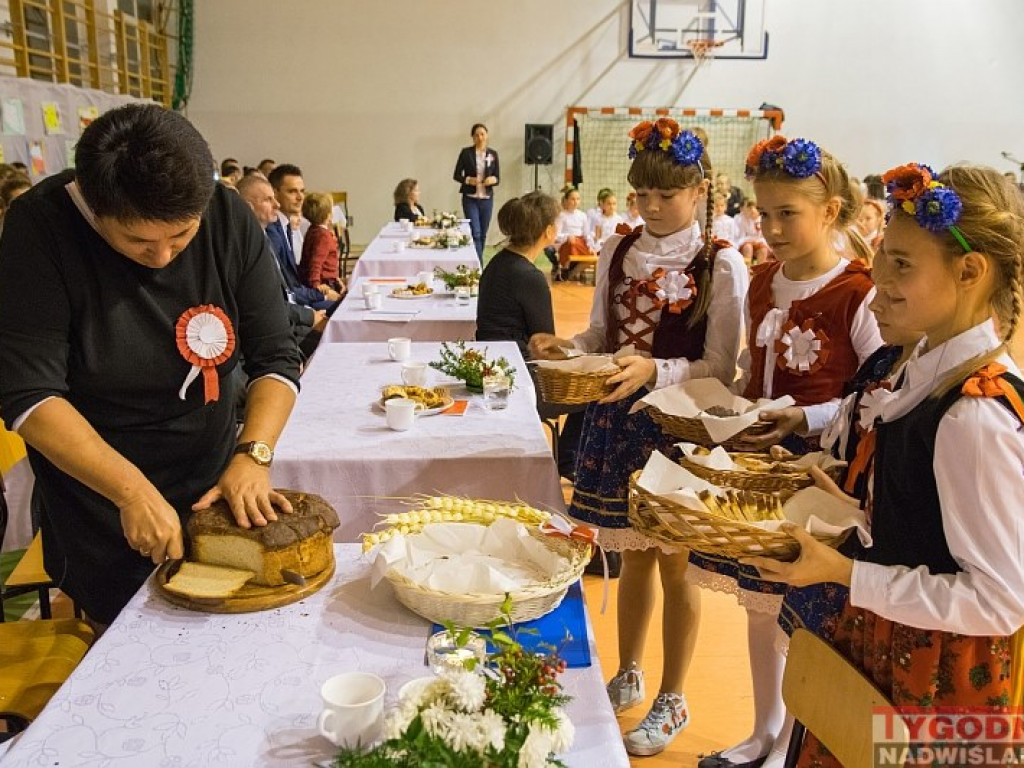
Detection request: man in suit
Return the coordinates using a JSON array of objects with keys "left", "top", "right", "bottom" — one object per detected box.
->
[{"left": 238, "top": 174, "right": 327, "bottom": 360}]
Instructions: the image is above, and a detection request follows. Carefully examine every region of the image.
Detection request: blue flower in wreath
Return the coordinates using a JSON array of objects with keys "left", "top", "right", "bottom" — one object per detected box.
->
[
  {"left": 670, "top": 130, "right": 704, "bottom": 167},
  {"left": 782, "top": 139, "right": 822, "bottom": 178},
  {"left": 760, "top": 149, "right": 783, "bottom": 172},
  {"left": 914, "top": 186, "right": 962, "bottom": 232}
]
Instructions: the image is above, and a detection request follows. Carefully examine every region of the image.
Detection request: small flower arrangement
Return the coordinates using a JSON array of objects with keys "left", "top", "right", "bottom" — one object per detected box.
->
[
  {"left": 628, "top": 117, "right": 704, "bottom": 167},
  {"left": 435, "top": 264, "right": 481, "bottom": 289},
  {"left": 334, "top": 601, "right": 574, "bottom": 768},
  {"left": 430, "top": 340, "right": 516, "bottom": 393},
  {"left": 745, "top": 135, "right": 822, "bottom": 180},
  {"left": 435, "top": 228, "right": 471, "bottom": 249},
  {"left": 881, "top": 162, "right": 969, "bottom": 250},
  {"left": 430, "top": 210, "right": 460, "bottom": 229}
]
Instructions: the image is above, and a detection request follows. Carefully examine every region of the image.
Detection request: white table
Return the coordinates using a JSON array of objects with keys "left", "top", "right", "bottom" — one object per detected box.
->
[
  {"left": 0, "top": 544, "right": 629, "bottom": 768},
  {"left": 350, "top": 225, "right": 479, "bottom": 281},
  {"left": 322, "top": 277, "right": 477, "bottom": 344},
  {"left": 272, "top": 342, "right": 565, "bottom": 543}
]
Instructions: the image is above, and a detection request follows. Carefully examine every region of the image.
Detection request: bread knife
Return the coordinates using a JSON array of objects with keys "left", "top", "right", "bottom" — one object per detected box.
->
[{"left": 280, "top": 569, "right": 307, "bottom": 586}]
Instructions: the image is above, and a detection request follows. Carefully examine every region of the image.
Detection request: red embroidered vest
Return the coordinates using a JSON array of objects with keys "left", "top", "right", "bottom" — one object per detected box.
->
[
  {"left": 604, "top": 228, "right": 720, "bottom": 362},
  {"left": 743, "top": 260, "right": 874, "bottom": 406}
]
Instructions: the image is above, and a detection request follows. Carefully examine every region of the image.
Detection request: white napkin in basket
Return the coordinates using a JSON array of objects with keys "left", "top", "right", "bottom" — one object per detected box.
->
[
  {"left": 635, "top": 450, "right": 870, "bottom": 545},
  {"left": 371, "top": 518, "right": 569, "bottom": 593},
  {"left": 677, "top": 443, "right": 847, "bottom": 474},
  {"left": 631, "top": 378, "right": 796, "bottom": 443}
]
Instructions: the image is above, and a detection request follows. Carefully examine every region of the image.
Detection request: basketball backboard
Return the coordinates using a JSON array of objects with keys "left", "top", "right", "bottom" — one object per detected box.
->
[{"left": 629, "top": 0, "right": 768, "bottom": 60}]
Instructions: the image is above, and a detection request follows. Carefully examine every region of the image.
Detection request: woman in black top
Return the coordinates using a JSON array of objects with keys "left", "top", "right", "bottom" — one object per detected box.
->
[
  {"left": 393, "top": 178, "right": 425, "bottom": 222},
  {"left": 476, "top": 191, "right": 557, "bottom": 358},
  {"left": 452, "top": 123, "right": 499, "bottom": 258},
  {"left": 0, "top": 105, "right": 301, "bottom": 625}
]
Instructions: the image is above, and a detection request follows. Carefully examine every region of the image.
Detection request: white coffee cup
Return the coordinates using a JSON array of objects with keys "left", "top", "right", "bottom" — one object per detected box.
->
[
  {"left": 361, "top": 283, "right": 379, "bottom": 297},
  {"left": 385, "top": 397, "right": 419, "bottom": 431},
  {"left": 387, "top": 337, "right": 411, "bottom": 361},
  {"left": 316, "top": 672, "right": 385, "bottom": 748},
  {"left": 401, "top": 362, "right": 429, "bottom": 387},
  {"left": 416, "top": 270, "right": 433, "bottom": 286},
  {"left": 364, "top": 292, "right": 382, "bottom": 310},
  {"left": 393, "top": 240, "right": 406, "bottom": 253}
]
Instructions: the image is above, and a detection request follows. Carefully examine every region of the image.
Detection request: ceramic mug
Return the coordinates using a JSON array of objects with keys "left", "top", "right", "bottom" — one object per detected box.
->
[
  {"left": 416, "top": 270, "right": 433, "bottom": 286},
  {"left": 361, "top": 283, "right": 379, "bottom": 297},
  {"left": 393, "top": 240, "right": 406, "bottom": 253},
  {"left": 364, "top": 292, "right": 382, "bottom": 310},
  {"left": 387, "top": 337, "right": 411, "bottom": 361},
  {"left": 316, "top": 672, "right": 385, "bottom": 748},
  {"left": 385, "top": 397, "right": 419, "bottom": 431},
  {"left": 401, "top": 362, "right": 429, "bottom": 387}
]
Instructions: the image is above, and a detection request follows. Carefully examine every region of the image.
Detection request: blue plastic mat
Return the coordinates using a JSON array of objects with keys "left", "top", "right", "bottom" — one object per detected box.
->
[{"left": 431, "top": 580, "right": 592, "bottom": 668}]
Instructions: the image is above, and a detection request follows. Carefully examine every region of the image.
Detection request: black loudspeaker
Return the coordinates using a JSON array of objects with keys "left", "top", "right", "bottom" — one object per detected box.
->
[{"left": 525, "top": 123, "right": 554, "bottom": 165}]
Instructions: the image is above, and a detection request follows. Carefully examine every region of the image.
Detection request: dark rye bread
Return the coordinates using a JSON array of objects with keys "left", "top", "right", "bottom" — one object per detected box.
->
[{"left": 187, "top": 490, "right": 339, "bottom": 549}]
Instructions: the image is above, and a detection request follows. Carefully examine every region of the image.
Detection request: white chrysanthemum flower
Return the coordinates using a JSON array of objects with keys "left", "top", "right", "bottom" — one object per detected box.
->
[
  {"left": 420, "top": 702, "right": 454, "bottom": 741},
  {"left": 382, "top": 701, "right": 418, "bottom": 741},
  {"left": 445, "top": 669, "right": 486, "bottom": 712},
  {"left": 549, "top": 708, "right": 575, "bottom": 754},
  {"left": 475, "top": 709, "right": 507, "bottom": 752},
  {"left": 445, "top": 711, "right": 482, "bottom": 753},
  {"left": 517, "top": 723, "right": 554, "bottom": 768}
]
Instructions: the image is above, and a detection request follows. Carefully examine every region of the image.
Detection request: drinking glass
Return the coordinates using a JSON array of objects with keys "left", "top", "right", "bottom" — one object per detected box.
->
[
  {"left": 482, "top": 373, "right": 511, "bottom": 411},
  {"left": 425, "top": 629, "right": 488, "bottom": 675}
]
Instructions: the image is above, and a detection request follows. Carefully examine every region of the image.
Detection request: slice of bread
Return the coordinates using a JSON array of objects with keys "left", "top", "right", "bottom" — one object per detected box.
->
[{"left": 164, "top": 562, "right": 255, "bottom": 599}]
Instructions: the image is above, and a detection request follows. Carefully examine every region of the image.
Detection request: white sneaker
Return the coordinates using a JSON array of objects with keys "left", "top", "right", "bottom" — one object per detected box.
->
[
  {"left": 624, "top": 692, "right": 690, "bottom": 756},
  {"left": 606, "top": 663, "right": 644, "bottom": 713}
]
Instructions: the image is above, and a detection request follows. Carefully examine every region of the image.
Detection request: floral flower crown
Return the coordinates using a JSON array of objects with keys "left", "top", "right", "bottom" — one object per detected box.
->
[
  {"left": 745, "top": 135, "right": 823, "bottom": 182},
  {"left": 628, "top": 118, "right": 705, "bottom": 175},
  {"left": 881, "top": 163, "right": 971, "bottom": 252}
]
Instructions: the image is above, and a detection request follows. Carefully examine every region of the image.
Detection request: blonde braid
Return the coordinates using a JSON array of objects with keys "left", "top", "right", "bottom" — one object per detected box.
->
[
  {"left": 685, "top": 183, "right": 716, "bottom": 329},
  {"left": 1007, "top": 246, "right": 1023, "bottom": 343}
]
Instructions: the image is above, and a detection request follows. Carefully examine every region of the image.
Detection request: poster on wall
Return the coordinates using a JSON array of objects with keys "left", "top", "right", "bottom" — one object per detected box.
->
[
  {"left": 29, "top": 140, "right": 46, "bottom": 176},
  {"left": 42, "top": 102, "right": 64, "bottom": 135},
  {"left": 78, "top": 106, "right": 98, "bottom": 132},
  {"left": 2, "top": 98, "right": 25, "bottom": 135},
  {"left": 65, "top": 139, "right": 77, "bottom": 169}
]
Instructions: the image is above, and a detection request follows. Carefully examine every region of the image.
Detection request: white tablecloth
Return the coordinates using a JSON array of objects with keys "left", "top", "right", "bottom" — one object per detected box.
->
[
  {"left": 0, "top": 544, "right": 628, "bottom": 768},
  {"left": 272, "top": 342, "right": 564, "bottom": 543},
  {"left": 350, "top": 226, "right": 479, "bottom": 280},
  {"left": 322, "top": 277, "right": 478, "bottom": 344}
]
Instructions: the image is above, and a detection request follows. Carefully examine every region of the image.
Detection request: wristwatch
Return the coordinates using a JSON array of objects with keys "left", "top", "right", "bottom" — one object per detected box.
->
[{"left": 234, "top": 440, "right": 274, "bottom": 467}]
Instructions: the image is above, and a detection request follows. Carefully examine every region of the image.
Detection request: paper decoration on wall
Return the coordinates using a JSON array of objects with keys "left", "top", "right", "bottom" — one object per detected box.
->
[
  {"left": 42, "top": 102, "right": 64, "bottom": 135},
  {"left": 78, "top": 105, "right": 98, "bottom": 132},
  {"left": 65, "top": 139, "right": 76, "bottom": 169},
  {"left": 2, "top": 99, "right": 25, "bottom": 135},
  {"left": 29, "top": 140, "right": 46, "bottom": 176}
]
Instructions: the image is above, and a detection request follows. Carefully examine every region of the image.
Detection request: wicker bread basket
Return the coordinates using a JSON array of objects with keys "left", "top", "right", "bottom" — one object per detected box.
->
[
  {"left": 385, "top": 526, "right": 591, "bottom": 628},
  {"left": 647, "top": 407, "right": 772, "bottom": 451},
  {"left": 534, "top": 365, "right": 615, "bottom": 405},
  {"left": 680, "top": 452, "right": 846, "bottom": 500},
  {"left": 627, "top": 471, "right": 847, "bottom": 561}
]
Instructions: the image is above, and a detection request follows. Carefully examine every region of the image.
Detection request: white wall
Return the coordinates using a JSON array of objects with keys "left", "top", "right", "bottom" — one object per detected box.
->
[{"left": 187, "top": 0, "right": 1024, "bottom": 245}]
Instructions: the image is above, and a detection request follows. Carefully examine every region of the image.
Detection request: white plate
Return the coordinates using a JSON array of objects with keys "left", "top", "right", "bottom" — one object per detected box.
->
[
  {"left": 377, "top": 388, "right": 455, "bottom": 416},
  {"left": 390, "top": 291, "right": 435, "bottom": 300}
]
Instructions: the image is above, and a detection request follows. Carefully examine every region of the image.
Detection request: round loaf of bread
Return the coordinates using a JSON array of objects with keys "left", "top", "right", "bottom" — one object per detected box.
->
[{"left": 187, "top": 490, "right": 339, "bottom": 586}]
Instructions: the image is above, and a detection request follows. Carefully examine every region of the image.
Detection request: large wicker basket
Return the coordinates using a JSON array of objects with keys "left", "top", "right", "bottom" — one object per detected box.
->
[
  {"left": 627, "top": 472, "right": 847, "bottom": 561},
  {"left": 680, "top": 453, "right": 846, "bottom": 500},
  {"left": 534, "top": 365, "right": 615, "bottom": 405},
  {"left": 385, "top": 526, "right": 591, "bottom": 628},
  {"left": 647, "top": 406, "right": 772, "bottom": 451}
]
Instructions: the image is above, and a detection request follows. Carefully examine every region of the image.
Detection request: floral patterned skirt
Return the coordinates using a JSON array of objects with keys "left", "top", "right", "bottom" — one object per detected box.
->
[
  {"left": 568, "top": 392, "right": 677, "bottom": 546},
  {"left": 798, "top": 603, "right": 1018, "bottom": 768}
]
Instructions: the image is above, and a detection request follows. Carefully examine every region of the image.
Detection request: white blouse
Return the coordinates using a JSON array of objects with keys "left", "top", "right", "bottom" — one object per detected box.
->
[
  {"left": 712, "top": 214, "right": 739, "bottom": 244},
  {"left": 591, "top": 212, "right": 625, "bottom": 251},
  {"left": 851, "top": 319, "right": 1024, "bottom": 636},
  {"left": 554, "top": 210, "right": 592, "bottom": 249},
  {"left": 571, "top": 223, "right": 748, "bottom": 388},
  {"left": 739, "top": 259, "right": 883, "bottom": 434},
  {"left": 733, "top": 212, "right": 766, "bottom": 246}
]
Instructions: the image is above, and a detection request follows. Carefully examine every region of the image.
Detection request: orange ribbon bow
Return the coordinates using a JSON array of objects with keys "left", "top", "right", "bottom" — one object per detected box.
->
[
  {"left": 962, "top": 363, "right": 1024, "bottom": 422},
  {"left": 540, "top": 514, "right": 598, "bottom": 547}
]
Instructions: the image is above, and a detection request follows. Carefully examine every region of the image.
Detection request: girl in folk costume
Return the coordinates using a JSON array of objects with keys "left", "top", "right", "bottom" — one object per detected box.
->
[
  {"left": 530, "top": 119, "right": 748, "bottom": 756},
  {"left": 553, "top": 185, "right": 594, "bottom": 274},
  {"left": 691, "top": 137, "right": 883, "bottom": 768},
  {"left": 746, "top": 164, "right": 1024, "bottom": 766}
]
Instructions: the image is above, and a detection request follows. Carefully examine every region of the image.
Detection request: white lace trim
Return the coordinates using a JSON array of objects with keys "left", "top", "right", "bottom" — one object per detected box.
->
[
  {"left": 773, "top": 624, "right": 792, "bottom": 657},
  {"left": 684, "top": 565, "right": 785, "bottom": 615},
  {"left": 567, "top": 519, "right": 681, "bottom": 554}
]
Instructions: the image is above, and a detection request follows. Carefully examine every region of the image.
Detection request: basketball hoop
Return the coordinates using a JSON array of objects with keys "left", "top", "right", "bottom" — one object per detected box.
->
[{"left": 685, "top": 38, "right": 725, "bottom": 64}]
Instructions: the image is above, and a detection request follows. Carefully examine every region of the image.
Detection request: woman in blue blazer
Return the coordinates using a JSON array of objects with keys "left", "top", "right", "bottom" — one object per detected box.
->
[{"left": 452, "top": 123, "right": 499, "bottom": 258}]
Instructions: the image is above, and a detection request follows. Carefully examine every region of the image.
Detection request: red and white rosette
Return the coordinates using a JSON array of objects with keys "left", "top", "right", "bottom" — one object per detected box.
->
[
  {"left": 774, "top": 318, "right": 830, "bottom": 375},
  {"left": 651, "top": 268, "right": 697, "bottom": 314},
  {"left": 175, "top": 304, "right": 235, "bottom": 403}
]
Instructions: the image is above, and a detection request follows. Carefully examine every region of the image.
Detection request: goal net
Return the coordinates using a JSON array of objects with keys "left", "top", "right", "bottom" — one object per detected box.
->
[{"left": 565, "top": 107, "right": 782, "bottom": 204}]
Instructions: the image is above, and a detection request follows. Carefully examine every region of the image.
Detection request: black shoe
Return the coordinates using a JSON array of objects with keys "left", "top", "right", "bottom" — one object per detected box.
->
[
  {"left": 583, "top": 550, "right": 621, "bottom": 578},
  {"left": 697, "top": 752, "right": 769, "bottom": 768}
]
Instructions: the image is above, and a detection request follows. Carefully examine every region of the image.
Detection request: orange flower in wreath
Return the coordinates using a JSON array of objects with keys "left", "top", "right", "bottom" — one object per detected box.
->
[
  {"left": 745, "top": 135, "right": 788, "bottom": 174},
  {"left": 629, "top": 121, "right": 655, "bottom": 145},
  {"left": 653, "top": 117, "right": 681, "bottom": 143},
  {"left": 882, "top": 163, "right": 932, "bottom": 201},
  {"left": 774, "top": 318, "right": 831, "bottom": 375},
  {"left": 175, "top": 304, "right": 235, "bottom": 404}
]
